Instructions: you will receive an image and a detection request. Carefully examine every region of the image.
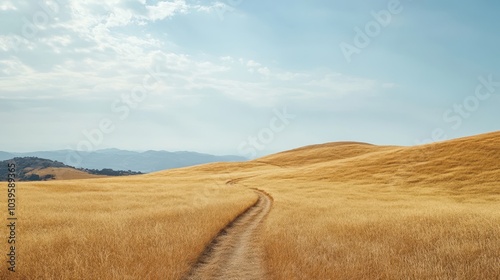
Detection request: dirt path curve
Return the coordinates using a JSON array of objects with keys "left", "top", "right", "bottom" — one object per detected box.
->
[{"left": 183, "top": 189, "right": 273, "bottom": 280}]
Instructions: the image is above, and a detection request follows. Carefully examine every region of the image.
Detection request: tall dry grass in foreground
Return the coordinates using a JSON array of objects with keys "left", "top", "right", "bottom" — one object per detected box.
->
[
  {"left": 258, "top": 182, "right": 500, "bottom": 279},
  {"left": 188, "top": 131, "right": 500, "bottom": 279},
  {"left": 0, "top": 174, "right": 257, "bottom": 279},
  {"left": 0, "top": 131, "right": 498, "bottom": 279},
  {"left": 250, "top": 131, "right": 500, "bottom": 279}
]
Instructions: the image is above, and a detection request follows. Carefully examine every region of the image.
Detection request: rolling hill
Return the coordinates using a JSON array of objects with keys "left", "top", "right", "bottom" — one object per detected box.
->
[
  {"left": 254, "top": 131, "right": 500, "bottom": 189},
  {"left": 2, "top": 131, "right": 499, "bottom": 279}
]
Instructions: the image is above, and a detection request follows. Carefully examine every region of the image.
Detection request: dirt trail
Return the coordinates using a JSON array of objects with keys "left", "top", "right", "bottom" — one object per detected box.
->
[{"left": 183, "top": 190, "right": 272, "bottom": 280}]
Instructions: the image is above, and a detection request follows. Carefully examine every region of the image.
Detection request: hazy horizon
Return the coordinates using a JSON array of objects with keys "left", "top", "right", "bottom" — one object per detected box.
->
[
  {"left": 0, "top": 147, "right": 248, "bottom": 157},
  {"left": 1, "top": 1, "right": 499, "bottom": 158},
  {"left": 1, "top": 129, "right": 498, "bottom": 157}
]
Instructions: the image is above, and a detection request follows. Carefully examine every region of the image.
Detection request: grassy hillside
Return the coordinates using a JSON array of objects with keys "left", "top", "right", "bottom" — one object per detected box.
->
[
  {"left": 250, "top": 131, "right": 500, "bottom": 279},
  {"left": 0, "top": 157, "right": 143, "bottom": 181},
  {"left": 1, "top": 131, "right": 498, "bottom": 279},
  {"left": 2, "top": 176, "right": 257, "bottom": 279},
  {"left": 176, "top": 131, "right": 500, "bottom": 279},
  {"left": 26, "top": 167, "right": 110, "bottom": 180},
  {"left": 254, "top": 131, "right": 500, "bottom": 191}
]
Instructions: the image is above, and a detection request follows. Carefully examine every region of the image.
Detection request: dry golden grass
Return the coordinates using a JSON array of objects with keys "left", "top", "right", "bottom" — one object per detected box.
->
[
  {"left": 1, "top": 131, "right": 498, "bottom": 279},
  {"left": 249, "top": 131, "right": 500, "bottom": 279},
  {"left": 180, "top": 131, "right": 500, "bottom": 279},
  {"left": 0, "top": 175, "right": 257, "bottom": 279},
  {"left": 26, "top": 167, "right": 110, "bottom": 180},
  {"left": 258, "top": 182, "right": 500, "bottom": 279}
]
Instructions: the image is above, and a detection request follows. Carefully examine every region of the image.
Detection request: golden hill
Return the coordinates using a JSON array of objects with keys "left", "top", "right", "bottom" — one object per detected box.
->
[
  {"left": 2, "top": 131, "right": 499, "bottom": 279},
  {"left": 169, "top": 131, "right": 499, "bottom": 192},
  {"left": 249, "top": 131, "right": 500, "bottom": 191},
  {"left": 26, "top": 167, "right": 110, "bottom": 180},
  {"left": 259, "top": 131, "right": 499, "bottom": 168}
]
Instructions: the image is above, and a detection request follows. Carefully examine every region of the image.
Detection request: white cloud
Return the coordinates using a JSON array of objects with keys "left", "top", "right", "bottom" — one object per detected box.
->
[
  {"left": 0, "top": 36, "right": 11, "bottom": 51},
  {"left": 1, "top": 1, "right": 392, "bottom": 112},
  {"left": 246, "top": 60, "right": 261, "bottom": 68},
  {"left": 193, "top": 1, "right": 227, "bottom": 13},
  {"left": 39, "top": 35, "right": 73, "bottom": 53},
  {"left": 146, "top": 0, "right": 189, "bottom": 21},
  {"left": 220, "top": 56, "right": 234, "bottom": 63},
  {"left": 257, "top": 67, "right": 271, "bottom": 76},
  {"left": 0, "top": 58, "right": 33, "bottom": 76},
  {"left": 0, "top": 1, "right": 16, "bottom": 11},
  {"left": 105, "top": 8, "right": 134, "bottom": 28},
  {"left": 0, "top": 0, "right": 406, "bottom": 155}
]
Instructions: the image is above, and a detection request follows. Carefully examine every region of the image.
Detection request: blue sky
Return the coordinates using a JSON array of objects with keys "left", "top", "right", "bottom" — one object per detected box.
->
[{"left": 1, "top": 0, "right": 499, "bottom": 158}]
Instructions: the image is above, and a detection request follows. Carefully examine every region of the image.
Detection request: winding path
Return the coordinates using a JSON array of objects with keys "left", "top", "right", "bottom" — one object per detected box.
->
[{"left": 183, "top": 190, "right": 273, "bottom": 280}]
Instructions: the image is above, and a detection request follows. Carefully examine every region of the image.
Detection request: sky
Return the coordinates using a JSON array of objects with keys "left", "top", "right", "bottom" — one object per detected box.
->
[{"left": 1, "top": 0, "right": 499, "bottom": 158}]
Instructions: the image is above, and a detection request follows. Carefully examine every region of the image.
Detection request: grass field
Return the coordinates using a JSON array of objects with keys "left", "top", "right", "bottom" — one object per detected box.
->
[
  {"left": 259, "top": 181, "right": 500, "bottom": 279},
  {"left": 1, "top": 131, "right": 499, "bottom": 279},
  {"left": 26, "top": 167, "right": 110, "bottom": 180},
  {"left": 189, "top": 131, "right": 500, "bottom": 279},
  {"left": 1, "top": 175, "right": 257, "bottom": 279}
]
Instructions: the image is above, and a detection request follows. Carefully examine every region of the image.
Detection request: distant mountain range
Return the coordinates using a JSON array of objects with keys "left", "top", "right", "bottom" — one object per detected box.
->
[{"left": 0, "top": 149, "right": 246, "bottom": 173}]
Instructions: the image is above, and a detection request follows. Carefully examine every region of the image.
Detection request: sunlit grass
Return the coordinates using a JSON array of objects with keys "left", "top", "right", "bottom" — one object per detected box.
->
[
  {"left": 1, "top": 131, "right": 498, "bottom": 279},
  {"left": 0, "top": 175, "right": 257, "bottom": 279}
]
